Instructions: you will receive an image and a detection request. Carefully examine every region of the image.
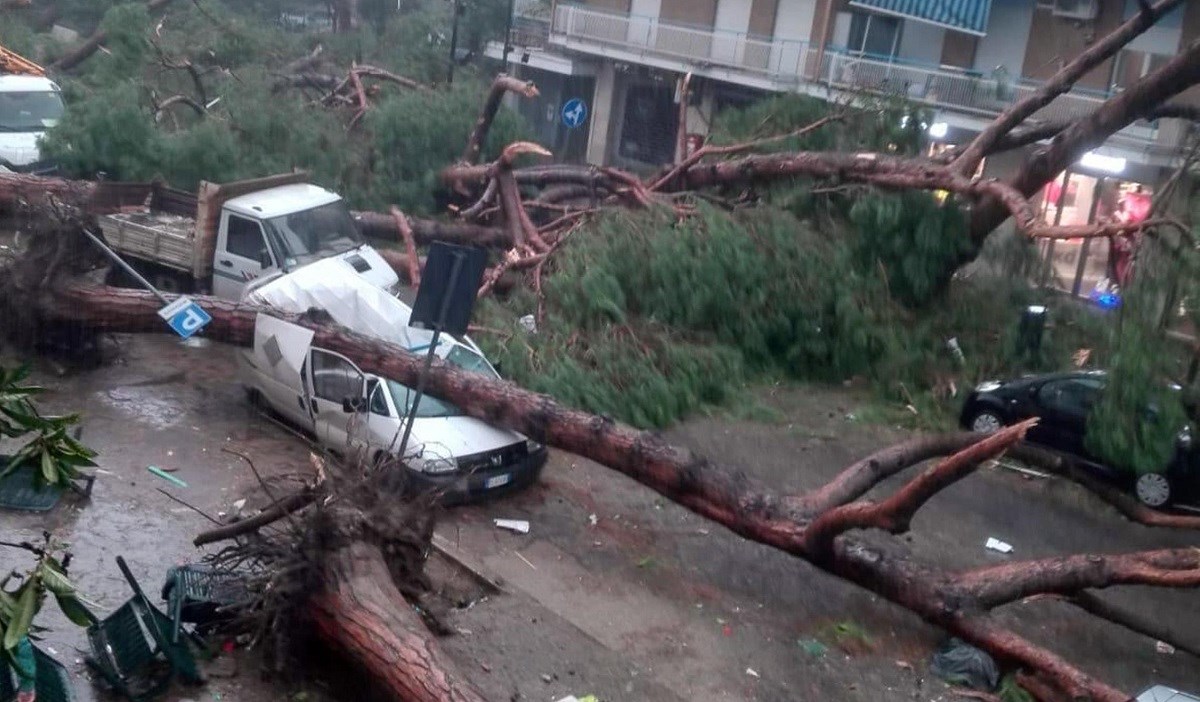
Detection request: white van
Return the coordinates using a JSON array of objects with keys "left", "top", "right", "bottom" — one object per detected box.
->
[
  {"left": 0, "top": 74, "right": 64, "bottom": 173},
  {"left": 237, "top": 258, "right": 546, "bottom": 501}
]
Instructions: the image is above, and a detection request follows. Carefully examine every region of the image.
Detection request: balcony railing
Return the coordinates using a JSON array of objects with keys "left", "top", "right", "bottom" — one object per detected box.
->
[{"left": 549, "top": 3, "right": 1166, "bottom": 147}]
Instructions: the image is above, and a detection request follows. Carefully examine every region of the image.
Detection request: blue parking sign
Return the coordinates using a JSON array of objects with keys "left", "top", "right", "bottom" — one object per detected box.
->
[
  {"left": 561, "top": 98, "right": 587, "bottom": 128},
  {"left": 157, "top": 297, "right": 212, "bottom": 339}
]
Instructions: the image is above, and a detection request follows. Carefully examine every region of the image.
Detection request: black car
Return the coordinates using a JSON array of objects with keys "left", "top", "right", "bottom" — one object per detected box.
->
[{"left": 959, "top": 371, "right": 1198, "bottom": 508}]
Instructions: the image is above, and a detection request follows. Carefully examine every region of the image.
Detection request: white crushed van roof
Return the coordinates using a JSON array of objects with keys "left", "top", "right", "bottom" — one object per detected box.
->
[{"left": 246, "top": 257, "right": 437, "bottom": 352}]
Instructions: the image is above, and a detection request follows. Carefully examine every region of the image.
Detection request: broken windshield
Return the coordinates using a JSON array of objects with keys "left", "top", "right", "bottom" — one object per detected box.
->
[
  {"left": 387, "top": 346, "right": 499, "bottom": 418},
  {"left": 264, "top": 200, "right": 363, "bottom": 263},
  {"left": 0, "top": 91, "right": 64, "bottom": 132}
]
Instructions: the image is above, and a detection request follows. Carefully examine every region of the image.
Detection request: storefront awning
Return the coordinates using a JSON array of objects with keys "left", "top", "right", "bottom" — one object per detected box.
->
[{"left": 847, "top": 0, "right": 992, "bottom": 36}]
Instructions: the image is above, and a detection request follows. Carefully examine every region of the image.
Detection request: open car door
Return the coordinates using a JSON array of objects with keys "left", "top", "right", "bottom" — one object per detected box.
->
[
  {"left": 251, "top": 314, "right": 316, "bottom": 430},
  {"left": 305, "top": 348, "right": 369, "bottom": 458}
]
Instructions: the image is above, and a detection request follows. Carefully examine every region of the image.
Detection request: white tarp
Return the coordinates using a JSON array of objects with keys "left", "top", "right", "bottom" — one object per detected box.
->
[{"left": 246, "top": 257, "right": 437, "bottom": 352}]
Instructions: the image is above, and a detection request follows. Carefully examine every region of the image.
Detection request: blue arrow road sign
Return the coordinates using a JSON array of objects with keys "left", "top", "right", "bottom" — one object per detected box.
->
[
  {"left": 561, "top": 98, "right": 587, "bottom": 128},
  {"left": 157, "top": 297, "right": 212, "bottom": 339}
]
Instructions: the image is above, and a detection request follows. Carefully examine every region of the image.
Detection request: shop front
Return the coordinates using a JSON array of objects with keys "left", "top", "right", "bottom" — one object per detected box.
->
[{"left": 1034, "top": 159, "right": 1156, "bottom": 306}]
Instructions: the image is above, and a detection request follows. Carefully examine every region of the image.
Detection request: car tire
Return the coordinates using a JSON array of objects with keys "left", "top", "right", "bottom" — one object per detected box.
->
[
  {"left": 1135, "top": 472, "right": 1172, "bottom": 508},
  {"left": 969, "top": 410, "right": 1004, "bottom": 434}
]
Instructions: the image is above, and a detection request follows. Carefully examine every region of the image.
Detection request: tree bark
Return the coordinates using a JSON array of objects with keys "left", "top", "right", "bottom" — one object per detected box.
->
[
  {"left": 460, "top": 75, "right": 540, "bottom": 166},
  {"left": 309, "top": 541, "right": 486, "bottom": 702}
]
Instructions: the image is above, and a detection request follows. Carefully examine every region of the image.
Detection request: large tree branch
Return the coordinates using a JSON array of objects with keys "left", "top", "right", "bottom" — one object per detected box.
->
[
  {"left": 794, "top": 433, "right": 983, "bottom": 513},
  {"left": 972, "top": 40, "right": 1200, "bottom": 240},
  {"left": 802, "top": 420, "right": 1035, "bottom": 559},
  {"left": 957, "top": 548, "right": 1200, "bottom": 609},
  {"left": 460, "top": 74, "right": 539, "bottom": 166},
  {"left": 952, "top": 0, "right": 1186, "bottom": 175}
]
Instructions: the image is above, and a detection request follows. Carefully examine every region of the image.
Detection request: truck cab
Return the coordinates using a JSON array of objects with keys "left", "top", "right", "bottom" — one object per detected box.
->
[
  {"left": 213, "top": 183, "right": 396, "bottom": 299},
  {"left": 97, "top": 174, "right": 399, "bottom": 299},
  {"left": 0, "top": 70, "right": 64, "bottom": 173}
]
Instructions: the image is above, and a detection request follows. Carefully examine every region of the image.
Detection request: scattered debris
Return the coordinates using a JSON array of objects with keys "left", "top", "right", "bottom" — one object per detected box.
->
[
  {"left": 746, "top": 667, "right": 760, "bottom": 678},
  {"left": 798, "top": 639, "right": 828, "bottom": 658},
  {"left": 494, "top": 518, "right": 530, "bottom": 534},
  {"left": 588, "top": 513, "right": 598, "bottom": 526},
  {"left": 147, "top": 465, "right": 187, "bottom": 488},
  {"left": 947, "top": 337, "right": 966, "bottom": 365},
  {"left": 930, "top": 638, "right": 999, "bottom": 691},
  {"left": 1156, "top": 641, "right": 1176, "bottom": 655},
  {"left": 519, "top": 314, "right": 538, "bottom": 334},
  {"left": 985, "top": 537, "right": 1013, "bottom": 554},
  {"left": 1074, "top": 348, "right": 1092, "bottom": 367},
  {"left": 515, "top": 552, "right": 537, "bottom": 570}
]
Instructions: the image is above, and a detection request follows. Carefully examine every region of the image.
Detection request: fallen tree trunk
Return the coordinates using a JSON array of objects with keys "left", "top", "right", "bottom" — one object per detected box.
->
[
  {"left": 33, "top": 282, "right": 1200, "bottom": 702},
  {"left": 309, "top": 541, "right": 486, "bottom": 702},
  {"left": 352, "top": 211, "right": 510, "bottom": 249}
]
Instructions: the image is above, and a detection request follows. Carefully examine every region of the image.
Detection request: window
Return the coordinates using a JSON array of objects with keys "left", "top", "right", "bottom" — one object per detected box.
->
[
  {"left": 1112, "top": 50, "right": 1171, "bottom": 93},
  {"left": 368, "top": 380, "right": 389, "bottom": 417},
  {"left": 311, "top": 350, "right": 362, "bottom": 404},
  {"left": 617, "top": 84, "right": 677, "bottom": 165},
  {"left": 0, "top": 91, "right": 64, "bottom": 133},
  {"left": 264, "top": 201, "right": 363, "bottom": 262},
  {"left": 847, "top": 12, "right": 901, "bottom": 58},
  {"left": 226, "top": 215, "right": 269, "bottom": 262},
  {"left": 1039, "top": 378, "right": 1104, "bottom": 417}
]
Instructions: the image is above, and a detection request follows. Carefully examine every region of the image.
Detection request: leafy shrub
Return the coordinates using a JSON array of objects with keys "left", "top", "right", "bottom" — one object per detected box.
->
[{"left": 850, "top": 192, "right": 971, "bottom": 307}]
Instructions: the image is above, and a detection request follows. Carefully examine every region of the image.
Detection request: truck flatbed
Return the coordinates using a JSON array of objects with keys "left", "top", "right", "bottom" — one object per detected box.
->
[{"left": 98, "top": 210, "right": 197, "bottom": 274}]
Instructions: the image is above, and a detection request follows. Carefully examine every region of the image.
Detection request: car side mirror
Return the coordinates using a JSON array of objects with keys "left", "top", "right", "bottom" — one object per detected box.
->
[
  {"left": 342, "top": 396, "right": 367, "bottom": 413},
  {"left": 260, "top": 249, "right": 273, "bottom": 269}
]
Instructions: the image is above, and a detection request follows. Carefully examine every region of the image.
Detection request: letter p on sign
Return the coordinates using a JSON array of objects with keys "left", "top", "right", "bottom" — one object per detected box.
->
[{"left": 158, "top": 297, "right": 213, "bottom": 339}]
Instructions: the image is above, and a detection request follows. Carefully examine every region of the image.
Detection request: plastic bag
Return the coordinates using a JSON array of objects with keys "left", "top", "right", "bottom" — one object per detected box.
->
[{"left": 930, "top": 637, "right": 999, "bottom": 691}]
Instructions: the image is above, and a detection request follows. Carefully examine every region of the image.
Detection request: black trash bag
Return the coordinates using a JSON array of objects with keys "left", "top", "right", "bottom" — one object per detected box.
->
[{"left": 930, "top": 637, "right": 1000, "bottom": 691}]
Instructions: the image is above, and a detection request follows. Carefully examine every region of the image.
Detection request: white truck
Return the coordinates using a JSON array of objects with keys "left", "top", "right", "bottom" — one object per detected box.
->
[
  {"left": 92, "top": 172, "right": 399, "bottom": 300},
  {"left": 0, "top": 45, "right": 65, "bottom": 174},
  {"left": 239, "top": 258, "right": 547, "bottom": 502}
]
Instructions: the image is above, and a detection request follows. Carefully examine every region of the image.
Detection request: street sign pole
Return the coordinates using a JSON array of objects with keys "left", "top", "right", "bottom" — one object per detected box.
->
[
  {"left": 81, "top": 228, "right": 169, "bottom": 304},
  {"left": 81, "top": 228, "right": 212, "bottom": 339},
  {"left": 395, "top": 250, "right": 465, "bottom": 463}
]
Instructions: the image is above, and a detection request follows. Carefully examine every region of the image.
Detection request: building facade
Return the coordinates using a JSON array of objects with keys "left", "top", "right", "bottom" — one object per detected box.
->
[{"left": 488, "top": 0, "right": 1199, "bottom": 300}]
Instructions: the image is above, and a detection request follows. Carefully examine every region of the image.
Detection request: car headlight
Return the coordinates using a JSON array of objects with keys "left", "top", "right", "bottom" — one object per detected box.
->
[
  {"left": 525, "top": 439, "right": 543, "bottom": 453},
  {"left": 1178, "top": 428, "right": 1192, "bottom": 450},
  {"left": 975, "top": 381, "right": 1002, "bottom": 393},
  {"left": 406, "top": 449, "right": 457, "bottom": 474}
]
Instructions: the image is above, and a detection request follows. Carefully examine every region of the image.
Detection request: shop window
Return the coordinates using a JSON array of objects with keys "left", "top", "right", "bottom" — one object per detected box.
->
[{"left": 617, "top": 84, "right": 677, "bottom": 165}]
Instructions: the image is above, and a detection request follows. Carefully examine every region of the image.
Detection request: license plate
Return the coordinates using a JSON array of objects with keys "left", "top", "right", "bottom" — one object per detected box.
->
[{"left": 485, "top": 474, "right": 512, "bottom": 489}]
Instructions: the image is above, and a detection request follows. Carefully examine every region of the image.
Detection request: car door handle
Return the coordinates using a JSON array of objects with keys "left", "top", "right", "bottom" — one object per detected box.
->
[
  {"left": 297, "top": 396, "right": 306, "bottom": 411},
  {"left": 219, "top": 259, "right": 233, "bottom": 267}
]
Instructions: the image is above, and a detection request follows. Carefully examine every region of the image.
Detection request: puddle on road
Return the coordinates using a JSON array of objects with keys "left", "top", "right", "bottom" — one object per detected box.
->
[{"left": 96, "top": 386, "right": 187, "bottom": 430}]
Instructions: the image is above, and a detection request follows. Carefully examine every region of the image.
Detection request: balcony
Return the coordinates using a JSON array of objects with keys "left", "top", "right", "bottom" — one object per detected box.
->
[
  {"left": 548, "top": 3, "right": 1173, "bottom": 153},
  {"left": 550, "top": 3, "right": 817, "bottom": 86}
]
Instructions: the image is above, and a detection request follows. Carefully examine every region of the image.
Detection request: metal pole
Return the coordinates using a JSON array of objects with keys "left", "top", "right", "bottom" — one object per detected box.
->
[
  {"left": 502, "top": 0, "right": 517, "bottom": 66},
  {"left": 447, "top": 0, "right": 462, "bottom": 84},
  {"left": 80, "top": 228, "right": 170, "bottom": 305},
  {"left": 396, "top": 252, "right": 465, "bottom": 463}
]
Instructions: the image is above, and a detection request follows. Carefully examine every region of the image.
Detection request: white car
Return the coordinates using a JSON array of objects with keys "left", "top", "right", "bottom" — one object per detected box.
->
[
  {"left": 238, "top": 259, "right": 546, "bottom": 501},
  {"left": 1139, "top": 686, "right": 1200, "bottom": 702},
  {"left": 0, "top": 74, "right": 63, "bottom": 173}
]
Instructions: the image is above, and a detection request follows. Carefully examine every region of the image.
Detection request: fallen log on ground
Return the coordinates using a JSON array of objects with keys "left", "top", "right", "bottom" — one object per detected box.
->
[{"left": 27, "top": 281, "right": 1200, "bottom": 702}]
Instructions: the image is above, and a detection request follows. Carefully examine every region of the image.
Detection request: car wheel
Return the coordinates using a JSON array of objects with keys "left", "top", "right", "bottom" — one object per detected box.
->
[
  {"left": 1135, "top": 472, "right": 1172, "bottom": 508},
  {"left": 969, "top": 410, "right": 1004, "bottom": 434}
]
